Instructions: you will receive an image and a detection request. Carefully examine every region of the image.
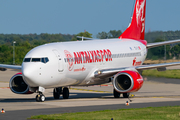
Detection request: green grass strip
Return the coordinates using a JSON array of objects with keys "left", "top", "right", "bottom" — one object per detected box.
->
[
  {"left": 142, "top": 69, "right": 180, "bottom": 79},
  {"left": 29, "top": 106, "right": 180, "bottom": 120}
]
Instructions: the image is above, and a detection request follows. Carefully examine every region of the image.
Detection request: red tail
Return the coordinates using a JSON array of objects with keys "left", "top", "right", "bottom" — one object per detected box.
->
[{"left": 119, "top": 0, "right": 146, "bottom": 40}]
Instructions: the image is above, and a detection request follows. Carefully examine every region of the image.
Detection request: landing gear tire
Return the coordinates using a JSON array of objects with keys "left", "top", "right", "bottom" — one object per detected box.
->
[
  {"left": 113, "top": 89, "right": 120, "bottom": 98},
  {"left": 123, "top": 93, "right": 130, "bottom": 98},
  {"left": 36, "top": 93, "right": 45, "bottom": 102},
  {"left": 63, "top": 87, "right": 69, "bottom": 99},
  {"left": 53, "top": 87, "right": 62, "bottom": 99}
]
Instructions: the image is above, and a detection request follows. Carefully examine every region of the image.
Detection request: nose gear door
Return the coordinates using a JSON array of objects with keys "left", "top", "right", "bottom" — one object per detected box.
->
[{"left": 52, "top": 49, "right": 64, "bottom": 72}]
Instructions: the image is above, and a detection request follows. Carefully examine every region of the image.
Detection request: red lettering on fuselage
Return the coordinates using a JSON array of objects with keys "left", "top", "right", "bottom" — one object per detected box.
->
[
  {"left": 73, "top": 49, "right": 112, "bottom": 64},
  {"left": 74, "top": 52, "right": 78, "bottom": 64}
]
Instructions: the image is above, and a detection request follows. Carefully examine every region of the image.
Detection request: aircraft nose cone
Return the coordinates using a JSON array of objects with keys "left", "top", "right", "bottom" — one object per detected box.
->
[{"left": 22, "top": 64, "right": 40, "bottom": 87}]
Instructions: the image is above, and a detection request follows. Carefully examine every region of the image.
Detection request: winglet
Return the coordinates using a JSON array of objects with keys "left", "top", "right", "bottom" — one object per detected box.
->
[{"left": 119, "top": 0, "right": 146, "bottom": 40}]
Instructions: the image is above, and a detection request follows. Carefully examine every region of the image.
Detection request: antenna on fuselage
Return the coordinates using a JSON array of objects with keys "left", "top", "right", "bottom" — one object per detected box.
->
[{"left": 76, "top": 36, "right": 94, "bottom": 40}]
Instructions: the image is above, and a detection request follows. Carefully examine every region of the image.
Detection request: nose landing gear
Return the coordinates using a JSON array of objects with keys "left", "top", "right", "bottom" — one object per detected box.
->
[
  {"left": 36, "top": 92, "right": 45, "bottom": 102},
  {"left": 35, "top": 87, "right": 70, "bottom": 102},
  {"left": 35, "top": 86, "right": 45, "bottom": 102}
]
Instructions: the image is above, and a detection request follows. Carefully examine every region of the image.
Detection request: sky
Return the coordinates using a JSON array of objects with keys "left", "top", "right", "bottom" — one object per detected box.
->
[{"left": 0, "top": 0, "right": 180, "bottom": 37}]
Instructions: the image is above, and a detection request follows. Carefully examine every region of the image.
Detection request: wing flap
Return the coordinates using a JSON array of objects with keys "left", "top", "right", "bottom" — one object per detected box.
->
[
  {"left": 94, "top": 67, "right": 135, "bottom": 78},
  {"left": 136, "top": 62, "right": 180, "bottom": 70},
  {"left": 94, "top": 62, "right": 180, "bottom": 79}
]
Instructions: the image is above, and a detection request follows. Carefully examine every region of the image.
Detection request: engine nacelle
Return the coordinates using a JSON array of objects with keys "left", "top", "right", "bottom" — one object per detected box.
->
[
  {"left": 9, "top": 73, "right": 34, "bottom": 94},
  {"left": 113, "top": 70, "right": 143, "bottom": 93}
]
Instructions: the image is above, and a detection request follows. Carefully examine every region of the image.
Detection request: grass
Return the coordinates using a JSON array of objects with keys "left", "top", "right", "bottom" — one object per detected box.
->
[
  {"left": 29, "top": 106, "right": 180, "bottom": 120},
  {"left": 142, "top": 69, "right": 180, "bottom": 79},
  {"left": 144, "top": 59, "right": 179, "bottom": 64}
]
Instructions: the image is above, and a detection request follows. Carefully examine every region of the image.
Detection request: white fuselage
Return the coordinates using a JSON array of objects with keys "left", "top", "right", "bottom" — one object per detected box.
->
[{"left": 22, "top": 38, "right": 147, "bottom": 88}]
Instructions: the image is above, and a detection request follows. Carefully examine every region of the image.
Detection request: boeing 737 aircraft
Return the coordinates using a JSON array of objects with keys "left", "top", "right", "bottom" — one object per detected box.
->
[{"left": 1, "top": 0, "right": 180, "bottom": 102}]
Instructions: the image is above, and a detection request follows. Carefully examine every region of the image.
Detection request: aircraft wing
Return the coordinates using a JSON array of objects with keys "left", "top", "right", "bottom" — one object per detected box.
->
[
  {"left": 0, "top": 64, "right": 21, "bottom": 71},
  {"left": 147, "top": 39, "right": 180, "bottom": 49},
  {"left": 94, "top": 62, "right": 180, "bottom": 78}
]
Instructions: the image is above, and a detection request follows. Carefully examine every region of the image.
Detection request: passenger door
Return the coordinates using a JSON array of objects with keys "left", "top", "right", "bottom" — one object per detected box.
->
[{"left": 52, "top": 49, "right": 64, "bottom": 72}]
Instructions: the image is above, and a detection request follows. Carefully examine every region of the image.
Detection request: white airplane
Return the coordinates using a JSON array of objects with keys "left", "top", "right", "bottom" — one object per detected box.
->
[{"left": 1, "top": 0, "right": 180, "bottom": 102}]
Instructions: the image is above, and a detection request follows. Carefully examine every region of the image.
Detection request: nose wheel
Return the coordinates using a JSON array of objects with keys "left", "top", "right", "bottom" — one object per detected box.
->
[{"left": 36, "top": 93, "right": 45, "bottom": 102}]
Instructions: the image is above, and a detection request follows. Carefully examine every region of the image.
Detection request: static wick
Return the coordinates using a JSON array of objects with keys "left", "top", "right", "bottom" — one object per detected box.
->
[{"left": 1, "top": 108, "right": 5, "bottom": 113}]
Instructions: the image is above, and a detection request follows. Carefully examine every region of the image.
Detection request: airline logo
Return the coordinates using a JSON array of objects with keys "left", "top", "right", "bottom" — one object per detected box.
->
[
  {"left": 64, "top": 49, "right": 112, "bottom": 71},
  {"left": 137, "top": 78, "right": 143, "bottom": 84},
  {"left": 136, "top": 0, "right": 145, "bottom": 33},
  {"left": 74, "top": 66, "right": 86, "bottom": 72},
  {"left": 73, "top": 49, "right": 112, "bottom": 64},
  {"left": 64, "top": 50, "right": 74, "bottom": 71},
  {"left": 132, "top": 57, "right": 142, "bottom": 66}
]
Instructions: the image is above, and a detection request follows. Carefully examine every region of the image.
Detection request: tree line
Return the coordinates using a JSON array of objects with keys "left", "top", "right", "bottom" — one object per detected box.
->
[{"left": 1, "top": 30, "right": 180, "bottom": 64}]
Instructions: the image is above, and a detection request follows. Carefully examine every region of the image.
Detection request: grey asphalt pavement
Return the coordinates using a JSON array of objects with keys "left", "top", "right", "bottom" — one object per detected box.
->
[{"left": 0, "top": 69, "right": 180, "bottom": 120}]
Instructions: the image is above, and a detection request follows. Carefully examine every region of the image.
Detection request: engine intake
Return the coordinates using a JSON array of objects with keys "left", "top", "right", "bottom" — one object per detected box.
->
[
  {"left": 9, "top": 73, "right": 34, "bottom": 94},
  {"left": 113, "top": 70, "right": 143, "bottom": 93}
]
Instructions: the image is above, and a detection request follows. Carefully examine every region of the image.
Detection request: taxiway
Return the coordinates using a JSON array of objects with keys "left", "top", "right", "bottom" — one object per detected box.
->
[{"left": 0, "top": 69, "right": 180, "bottom": 120}]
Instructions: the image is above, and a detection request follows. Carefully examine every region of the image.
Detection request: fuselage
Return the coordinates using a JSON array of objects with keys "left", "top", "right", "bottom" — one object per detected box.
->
[{"left": 22, "top": 38, "right": 147, "bottom": 88}]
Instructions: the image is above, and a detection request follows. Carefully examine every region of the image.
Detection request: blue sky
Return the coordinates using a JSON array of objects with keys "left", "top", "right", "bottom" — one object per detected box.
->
[{"left": 0, "top": 0, "right": 180, "bottom": 37}]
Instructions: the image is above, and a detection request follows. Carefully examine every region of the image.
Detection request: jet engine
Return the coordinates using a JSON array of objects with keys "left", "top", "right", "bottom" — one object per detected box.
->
[
  {"left": 113, "top": 70, "right": 143, "bottom": 93},
  {"left": 9, "top": 73, "right": 34, "bottom": 94}
]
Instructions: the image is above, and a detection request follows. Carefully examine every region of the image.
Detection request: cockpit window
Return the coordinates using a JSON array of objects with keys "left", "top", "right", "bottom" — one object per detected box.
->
[
  {"left": 23, "top": 58, "right": 31, "bottom": 62},
  {"left": 45, "top": 57, "right": 49, "bottom": 63},
  {"left": 41, "top": 58, "right": 46, "bottom": 63},
  {"left": 41, "top": 57, "right": 49, "bottom": 63},
  {"left": 32, "top": 58, "right": 41, "bottom": 62},
  {"left": 24, "top": 57, "right": 49, "bottom": 63}
]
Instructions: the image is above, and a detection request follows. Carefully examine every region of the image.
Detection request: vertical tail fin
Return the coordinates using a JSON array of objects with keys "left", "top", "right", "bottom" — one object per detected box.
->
[{"left": 119, "top": 0, "right": 146, "bottom": 40}]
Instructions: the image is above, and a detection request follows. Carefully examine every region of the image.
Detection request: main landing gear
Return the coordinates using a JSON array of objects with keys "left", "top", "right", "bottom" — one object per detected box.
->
[
  {"left": 113, "top": 89, "right": 130, "bottom": 98},
  {"left": 53, "top": 87, "right": 69, "bottom": 99}
]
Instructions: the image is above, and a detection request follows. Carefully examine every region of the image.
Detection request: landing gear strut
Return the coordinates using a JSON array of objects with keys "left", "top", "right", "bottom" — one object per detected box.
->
[{"left": 36, "top": 92, "right": 45, "bottom": 102}]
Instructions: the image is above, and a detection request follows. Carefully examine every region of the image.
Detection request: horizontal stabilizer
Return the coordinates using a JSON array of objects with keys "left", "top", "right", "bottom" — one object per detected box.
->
[{"left": 147, "top": 39, "right": 180, "bottom": 49}]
